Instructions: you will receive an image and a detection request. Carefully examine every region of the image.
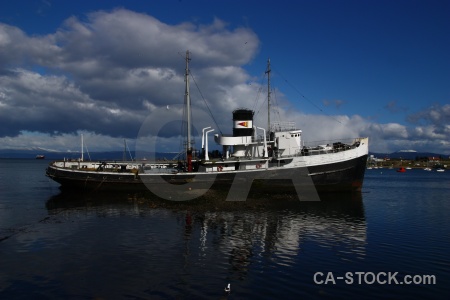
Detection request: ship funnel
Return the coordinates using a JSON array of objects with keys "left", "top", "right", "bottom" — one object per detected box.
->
[{"left": 232, "top": 109, "right": 254, "bottom": 137}]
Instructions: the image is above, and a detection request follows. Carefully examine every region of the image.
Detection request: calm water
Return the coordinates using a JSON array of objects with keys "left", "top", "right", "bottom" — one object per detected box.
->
[{"left": 0, "top": 159, "right": 449, "bottom": 299}]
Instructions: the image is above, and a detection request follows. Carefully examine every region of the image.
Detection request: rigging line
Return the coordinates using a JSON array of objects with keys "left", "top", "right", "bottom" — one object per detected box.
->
[
  {"left": 252, "top": 73, "right": 267, "bottom": 112},
  {"left": 253, "top": 71, "right": 272, "bottom": 119},
  {"left": 189, "top": 72, "right": 223, "bottom": 134},
  {"left": 254, "top": 95, "right": 268, "bottom": 118},
  {"left": 252, "top": 84, "right": 264, "bottom": 112},
  {"left": 125, "top": 139, "right": 134, "bottom": 161},
  {"left": 272, "top": 88, "right": 282, "bottom": 123},
  {"left": 273, "top": 66, "right": 343, "bottom": 125},
  {"left": 266, "top": 73, "right": 282, "bottom": 123},
  {"left": 178, "top": 50, "right": 222, "bottom": 134},
  {"left": 85, "top": 144, "right": 91, "bottom": 161}
]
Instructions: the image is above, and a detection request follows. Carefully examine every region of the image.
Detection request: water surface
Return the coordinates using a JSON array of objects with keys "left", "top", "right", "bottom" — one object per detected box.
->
[{"left": 0, "top": 159, "right": 449, "bottom": 299}]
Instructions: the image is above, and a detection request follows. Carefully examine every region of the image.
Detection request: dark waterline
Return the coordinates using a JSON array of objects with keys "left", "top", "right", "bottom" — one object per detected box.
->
[{"left": 0, "top": 159, "right": 449, "bottom": 299}]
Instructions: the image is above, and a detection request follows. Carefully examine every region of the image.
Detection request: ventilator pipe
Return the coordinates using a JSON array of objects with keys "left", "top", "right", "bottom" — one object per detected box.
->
[
  {"left": 256, "top": 127, "right": 268, "bottom": 158},
  {"left": 204, "top": 129, "right": 215, "bottom": 160},
  {"left": 202, "top": 126, "right": 212, "bottom": 149}
]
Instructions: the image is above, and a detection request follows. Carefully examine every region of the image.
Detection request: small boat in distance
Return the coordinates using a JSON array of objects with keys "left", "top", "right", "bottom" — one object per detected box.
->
[
  {"left": 397, "top": 167, "right": 406, "bottom": 173},
  {"left": 35, "top": 155, "right": 45, "bottom": 159}
]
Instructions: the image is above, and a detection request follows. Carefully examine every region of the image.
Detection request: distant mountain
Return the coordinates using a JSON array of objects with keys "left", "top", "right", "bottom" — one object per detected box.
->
[
  {"left": 0, "top": 149, "right": 178, "bottom": 160},
  {"left": 370, "top": 151, "right": 449, "bottom": 160}
]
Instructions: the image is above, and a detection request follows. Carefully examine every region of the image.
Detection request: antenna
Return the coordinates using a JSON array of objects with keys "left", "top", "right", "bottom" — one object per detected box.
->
[
  {"left": 123, "top": 139, "right": 126, "bottom": 161},
  {"left": 81, "top": 134, "right": 84, "bottom": 162}
]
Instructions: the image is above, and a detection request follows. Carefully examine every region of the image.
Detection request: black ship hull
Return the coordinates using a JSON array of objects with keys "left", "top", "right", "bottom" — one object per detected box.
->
[{"left": 46, "top": 154, "right": 368, "bottom": 199}]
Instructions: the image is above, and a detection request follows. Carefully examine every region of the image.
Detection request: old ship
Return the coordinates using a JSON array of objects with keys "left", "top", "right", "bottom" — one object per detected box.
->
[{"left": 46, "top": 51, "right": 368, "bottom": 201}]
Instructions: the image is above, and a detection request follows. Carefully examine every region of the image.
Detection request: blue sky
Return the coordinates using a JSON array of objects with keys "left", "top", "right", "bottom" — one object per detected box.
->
[{"left": 0, "top": 0, "right": 449, "bottom": 154}]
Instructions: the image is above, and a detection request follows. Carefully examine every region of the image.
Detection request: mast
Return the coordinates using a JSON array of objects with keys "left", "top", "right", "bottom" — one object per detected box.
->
[
  {"left": 185, "top": 50, "right": 193, "bottom": 171},
  {"left": 265, "top": 58, "right": 271, "bottom": 131}
]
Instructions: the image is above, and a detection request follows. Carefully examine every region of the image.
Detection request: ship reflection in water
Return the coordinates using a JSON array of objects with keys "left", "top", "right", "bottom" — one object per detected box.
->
[{"left": 41, "top": 191, "right": 366, "bottom": 298}]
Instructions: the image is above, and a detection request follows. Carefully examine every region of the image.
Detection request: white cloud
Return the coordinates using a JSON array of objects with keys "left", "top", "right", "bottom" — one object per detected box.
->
[{"left": 0, "top": 9, "right": 448, "bottom": 155}]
